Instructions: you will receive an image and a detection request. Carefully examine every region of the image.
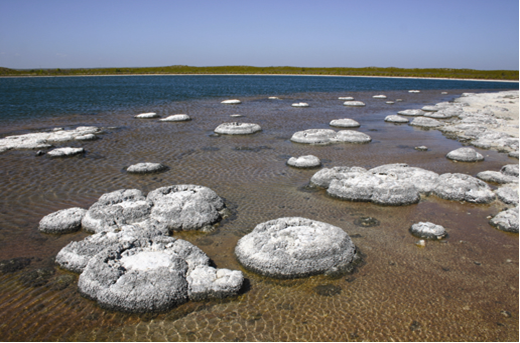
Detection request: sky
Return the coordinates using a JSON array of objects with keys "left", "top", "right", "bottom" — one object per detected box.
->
[{"left": 0, "top": 0, "right": 518, "bottom": 70}]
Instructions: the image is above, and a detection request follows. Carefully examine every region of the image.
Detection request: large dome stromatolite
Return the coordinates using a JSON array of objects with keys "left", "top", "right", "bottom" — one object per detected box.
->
[
  {"left": 81, "top": 185, "right": 227, "bottom": 233},
  {"left": 214, "top": 122, "right": 261, "bottom": 135},
  {"left": 235, "top": 217, "right": 356, "bottom": 279},
  {"left": 77, "top": 235, "right": 244, "bottom": 313}
]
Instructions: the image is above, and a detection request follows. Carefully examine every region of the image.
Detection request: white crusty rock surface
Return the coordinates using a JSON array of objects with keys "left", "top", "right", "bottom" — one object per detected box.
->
[
  {"left": 214, "top": 122, "right": 262, "bottom": 135},
  {"left": 135, "top": 112, "right": 159, "bottom": 119},
  {"left": 329, "top": 118, "right": 360, "bottom": 128},
  {"left": 433, "top": 173, "right": 495, "bottom": 203},
  {"left": 39, "top": 208, "right": 87, "bottom": 234},
  {"left": 235, "top": 217, "right": 356, "bottom": 278},
  {"left": 398, "top": 109, "right": 425, "bottom": 116},
  {"left": 409, "top": 222, "right": 447, "bottom": 239},
  {"left": 81, "top": 185, "right": 227, "bottom": 234},
  {"left": 77, "top": 235, "right": 244, "bottom": 312},
  {"left": 489, "top": 207, "right": 519, "bottom": 233},
  {"left": 495, "top": 184, "right": 519, "bottom": 205},
  {"left": 385, "top": 115, "right": 409, "bottom": 123},
  {"left": 446, "top": 147, "right": 484, "bottom": 162},
  {"left": 47, "top": 147, "right": 85, "bottom": 157},
  {"left": 291, "top": 129, "right": 371, "bottom": 145},
  {"left": 159, "top": 114, "right": 191, "bottom": 122},
  {"left": 0, "top": 126, "right": 101, "bottom": 153},
  {"left": 310, "top": 164, "right": 498, "bottom": 205},
  {"left": 221, "top": 99, "right": 241, "bottom": 104},
  {"left": 410, "top": 117, "right": 444, "bottom": 128},
  {"left": 287, "top": 155, "right": 321, "bottom": 168},
  {"left": 127, "top": 162, "right": 168, "bottom": 174},
  {"left": 343, "top": 101, "right": 366, "bottom": 107}
]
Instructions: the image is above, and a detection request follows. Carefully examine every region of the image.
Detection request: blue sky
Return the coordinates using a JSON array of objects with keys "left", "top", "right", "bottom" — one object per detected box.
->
[{"left": 0, "top": 0, "right": 518, "bottom": 70}]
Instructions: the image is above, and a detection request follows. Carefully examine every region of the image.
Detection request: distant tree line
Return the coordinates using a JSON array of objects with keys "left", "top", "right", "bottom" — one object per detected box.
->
[{"left": 0, "top": 65, "right": 518, "bottom": 80}]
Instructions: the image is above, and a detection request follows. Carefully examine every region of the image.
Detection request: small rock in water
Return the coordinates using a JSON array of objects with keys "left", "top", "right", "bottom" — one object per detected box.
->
[
  {"left": 338, "top": 97, "right": 354, "bottom": 100},
  {"left": 329, "top": 118, "right": 360, "bottom": 128},
  {"left": 229, "top": 114, "right": 243, "bottom": 118},
  {"left": 385, "top": 115, "right": 409, "bottom": 123},
  {"left": 343, "top": 101, "right": 366, "bottom": 107},
  {"left": 221, "top": 99, "right": 241, "bottom": 104},
  {"left": 386, "top": 101, "right": 395, "bottom": 104},
  {"left": 415, "top": 240, "right": 426, "bottom": 247},
  {"left": 489, "top": 207, "right": 519, "bottom": 233},
  {"left": 500, "top": 310, "right": 512, "bottom": 318},
  {"left": 159, "top": 114, "right": 191, "bottom": 122},
  {"left": 373, "top": 95, "right": 387, "bottom": 99},
  {"left": 36, "top": 150, "right": 45, "bottom": 156},
  {"left": 410, "top": 222, "right": 447, "bottom": 239},
  {"left": 415, "top": 146, "right": 428, "bottom": 151},
  {"left": 291, "top": 102, "right": 309, "bottom": 107},
  {"left": 441, "top": 92, "right": 448, "bottom": 94},
  {"left": 39, "top": 207, "right": 87, "bottom": 234},
  {"left": 409, "top": 90, "right": 421, "bottom": 93},
  {"left": 446, "top": 147, "right": 484, "bottom": 162},
  {"left": 126, "top": 162, "right": 168, "bottom": 174},
  {"left": 268, "top": 97, "right": 280, "bottom": 100},
  {"left": 134, "top": 112, "right": 159, "bottom": 119},
  {"left": 214, "top": 122, "right": 262, "bottom": 135},
  {"left": 409, "top": 320, "right": 421, "bottom": 331},
  {"left": 398, "top": 109, "right": 425, "bottom": 116},
  {"left": 354, "top": 216, "right": 380, "bottom": 227},
  {"left": 287, "top": 155, "right": 321, "bottom": 168},
  {"left": 47, "top": 147, "right": 85, "bottom": 157}
]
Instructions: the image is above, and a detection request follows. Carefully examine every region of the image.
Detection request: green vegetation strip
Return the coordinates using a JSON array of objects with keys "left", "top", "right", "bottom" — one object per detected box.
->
[{"left": 1, "top": 66, "right": 518, "bottom": 80}]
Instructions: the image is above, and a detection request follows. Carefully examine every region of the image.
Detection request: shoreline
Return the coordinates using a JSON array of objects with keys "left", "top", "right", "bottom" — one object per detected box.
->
[{"left": 0, "top": 73, "right": 518, "bottom": 83}]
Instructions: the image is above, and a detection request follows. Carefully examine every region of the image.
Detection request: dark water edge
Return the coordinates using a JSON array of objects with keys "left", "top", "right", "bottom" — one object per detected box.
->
[
  {"left": 0, "top": 75, "right": 517, "bottom": 124},
  {"left": 0, "top": 80, "right": 518, "bottom": 341}
]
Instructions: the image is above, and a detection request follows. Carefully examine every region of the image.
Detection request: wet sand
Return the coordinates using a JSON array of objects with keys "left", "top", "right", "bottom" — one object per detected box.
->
[{"left": 0, "top": 89, "right": 517, "bottom": 341}]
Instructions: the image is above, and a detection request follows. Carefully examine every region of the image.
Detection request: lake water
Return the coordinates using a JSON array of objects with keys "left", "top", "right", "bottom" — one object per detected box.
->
[{"left": 0, "top": 76, "right": 518, "bottom": 341}]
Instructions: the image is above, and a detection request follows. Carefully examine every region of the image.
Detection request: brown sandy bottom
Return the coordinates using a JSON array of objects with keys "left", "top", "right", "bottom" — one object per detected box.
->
[{"left": 0, "top": 89, "right": 517, "bottom": 341}]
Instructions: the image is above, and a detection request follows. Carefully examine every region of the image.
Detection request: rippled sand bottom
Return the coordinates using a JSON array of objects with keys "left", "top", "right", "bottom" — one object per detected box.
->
[{"left": 0, "top": 89, "right": 517, "bottom": 341}]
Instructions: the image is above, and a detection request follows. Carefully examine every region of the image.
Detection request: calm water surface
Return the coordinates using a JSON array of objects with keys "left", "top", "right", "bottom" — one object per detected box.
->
[{"left": 0, "top": 76, "right": 518, "bottom": 341}]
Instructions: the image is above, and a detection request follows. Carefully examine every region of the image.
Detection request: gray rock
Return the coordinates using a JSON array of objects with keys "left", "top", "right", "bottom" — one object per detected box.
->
[
  {"left": 508, "top": 151, "right": 519, "bottom": 159},
  {"left": 368, "top": 163, "right": 440, "bottom": 194},
  {"left": 446, "top": 147, "right": 484, "bottom": 162},
  {"left": 489, "top": 207, "right": 519, "bottom": 233},
  {"left": 287, "top": 155, "right": 321, "bottom": 168},
  {"left": 214, "top": 122, "right": 261, "bottom": 135},
  {"left": 476, "top": 171, "right": 518, "bottom": 184},
  {"left": 221, "top": 99, "right": 241, "bottom": 104},
  {"left": 75, "top": 134, "right": 97, "bottom": 141},
  {"left": 338, "top": 97, "right": 354, "bottom": 100},
  {"left": 81, "top": 189, "right": 153, "bottom": 233},
  {"left": 291, "top": 129, "right": 371, "bottom": 145},
  {"left": 495, "top": 185, "right": 519, "bottom": 205},
  {"left": 415, "top": 146, "right": 428, "bottom": 151},
  {"left": 159, "top": 114, "right": 191, "bottom": 122},
  {"left": 78, "top": 236, "right": 190, "bottom": 312},
  {"left": 47, "top": 147, "right": 85, "bottom": 157},
  {"left": 0, "top": 126, "right": 101, "bottom": 153},
  {"left": 501, "top": 164, "right": 519, "bottom": 177},
  {"left": 433, "top": 173, "right": 495, "bottom": 203},
  {"left": 410, "top": 117, "right": 443, "bottom": 128},
  {"left": 343, "top": 101, "right": 365, "bottom": 107},
  {"left": 329, "top": 118, "right": 360, "bottom": 128},
  {"left": 56, "top": 223, "right": 167, "bottom": 273},
  {"left": 310, "top": 166, "right": 368, "bottom": 188},
  {"left": 127, "top": 162, "right": 168, "bottom": 174},
  {"left": 187, "top": 265, "right": 244, "bottom": 301},
  {"left": 373, "top": 95, "right": 387, "bottom": 99},
  {"left": 397, "top": 109, "right": 425, "bottom": 116},
  {"left": 39, "top": 208, "right": 87, "bottom": 234},
  {"left": 385, "top": 115, "right": 409, "bottom": 123},
  {"left": 134, "top": 112, "right": 159, "bottom": 119},
  {"left": 410, "top": 222, "right": 447, "bottom": 239},
  {"left": 422, "top": 105, "right": 440, "bottom": 112},
  {"left": 147, "top": 185, "right": 226, "bottom": 232},
  {"left": 235, "top": 217, "right": 356, "bottom": 278},
  {"left": 327, "top": 172, "right": 420, "bottom": 206}
]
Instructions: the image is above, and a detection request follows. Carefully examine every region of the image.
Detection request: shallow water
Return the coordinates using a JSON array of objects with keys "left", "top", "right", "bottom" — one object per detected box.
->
[{"left": 0, "top": 78, "right": 518, "bottom": 341}]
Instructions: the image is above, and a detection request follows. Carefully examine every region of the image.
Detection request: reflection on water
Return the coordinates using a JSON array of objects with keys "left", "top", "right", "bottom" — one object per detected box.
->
[{"left": 0, "top": 89, "right": 517, "bottom": 341}]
